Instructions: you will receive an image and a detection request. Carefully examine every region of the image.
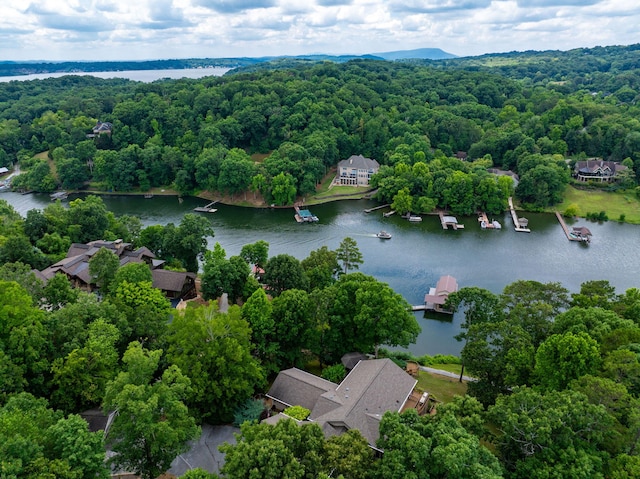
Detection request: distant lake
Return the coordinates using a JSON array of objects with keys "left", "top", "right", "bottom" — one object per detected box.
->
[{"left": 0, "top": 67, "right": 232, "bottom": 83}]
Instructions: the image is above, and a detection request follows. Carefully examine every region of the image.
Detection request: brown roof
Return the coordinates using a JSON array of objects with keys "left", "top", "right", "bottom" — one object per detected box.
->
[
  {"left": 151, "top": 269, "right": 196, "bottom": 293},
  {"left": 435, "top": 275, "right": 458, "bottom": 295}
]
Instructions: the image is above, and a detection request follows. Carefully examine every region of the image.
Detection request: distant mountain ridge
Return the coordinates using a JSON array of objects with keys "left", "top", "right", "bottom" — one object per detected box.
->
[
  {"left": 372, "top": 48, "right": 457, "bottom": 60},
  {"left": 0, "top": 47, "right": 456, "bottom": 77}
]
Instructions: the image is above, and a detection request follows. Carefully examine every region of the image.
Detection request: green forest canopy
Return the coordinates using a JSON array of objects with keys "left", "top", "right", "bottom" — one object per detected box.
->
[{"left": 2, "top": 43, "right": 640, "bottom": 210}]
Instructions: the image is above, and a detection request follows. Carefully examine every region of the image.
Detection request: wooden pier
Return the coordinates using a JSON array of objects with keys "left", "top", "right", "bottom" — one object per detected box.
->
[
  {"left": 508, "top": 197, "right": 530, "bottom": 232},
  {"left": 364, "top": 203, "right": 390, "bottom": 213},
  {"left": 555, "top": 212, "right": 591, "bottom": 243},
  {"left": 478, "top": 212, "right": 501, "bottom": 229},
  {"left": 194, "top": 201, "right": 218, "bottom": 213},
  {"left": 439, "top": 212, "right": 464, "bottom": 230}
]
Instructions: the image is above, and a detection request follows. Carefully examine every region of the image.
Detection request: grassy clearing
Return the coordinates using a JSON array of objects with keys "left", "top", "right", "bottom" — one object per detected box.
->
[
  {"left": 553, "top": 185, "right": 640, "bottom": 224},
  {"left": 416, "top": 370, "right": 468, "bottom": 403}
]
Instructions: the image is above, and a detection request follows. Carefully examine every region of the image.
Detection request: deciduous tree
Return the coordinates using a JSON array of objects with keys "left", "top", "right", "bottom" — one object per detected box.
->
[{"left": 103, "top": 341, "right": 200, "bottom": 479}]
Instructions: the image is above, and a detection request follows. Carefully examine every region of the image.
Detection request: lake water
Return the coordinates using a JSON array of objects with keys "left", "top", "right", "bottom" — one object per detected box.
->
[
  {"left": 3, "top": 191, "right": 640, "bottom": 357},
  {"left": 0, "top": 67, "right": 232, "bottom": 83}
]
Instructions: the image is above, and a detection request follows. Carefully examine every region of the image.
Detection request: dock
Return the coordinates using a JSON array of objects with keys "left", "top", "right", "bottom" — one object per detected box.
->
[
  {"left": 194, "top": 201, "right": 218, "bottom": 213},
  {"left": 555, "top": 212, "right": 591, "bottom": 243},
  {"left": 364, "top": 204, "right": 390, "bottom": 213},
  {"left": 508, "top": 197, "right": 530, "bottom": 232},
  {"left": 478, "top": 212, "right": 501, "bottom": 229},
  {"left": 439, "top": 212, "right": 464, "bottom": 230},
  {"left": 294, "top": 205, "right": 319, "bottom": 223},
  {"left": 50, "top": 191, "right": 69, "bottom": 201}
]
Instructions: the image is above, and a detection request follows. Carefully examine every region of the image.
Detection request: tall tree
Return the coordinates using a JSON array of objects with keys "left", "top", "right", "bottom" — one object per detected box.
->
[
  {"left": 165, "top": 305, "right": 265, "bottom": 423},
  {"left": 163, "top": 213, "right": 214, "bottom": 272},
  {"left": 488, "top": 387, "right": 612, "bottom": 479},
  {"left": 263, "top": 254, "right": 308, "bottom": 296},
  {"left": 336, "top": 237, "right": 363, "bottom": 274},
  {"left": 103, "top": 341, "right": 200, "bottom": 479},
  {"left": 88, "top": 247, "right": 120, "bottom": 291},
  {"left": 446, "top": 287, "right": 503, "bottom": 381},
  {"left": 533, "top": 331, "right": 601, "bottom": 391},
  {"left": 220, "top": 419, "right": 325, "bottom": 479}
]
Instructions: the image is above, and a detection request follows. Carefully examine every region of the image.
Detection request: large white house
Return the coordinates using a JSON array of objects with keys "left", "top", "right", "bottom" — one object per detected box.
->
[{"left": 337, "top": 155, "right": 380, "bottom": 186}]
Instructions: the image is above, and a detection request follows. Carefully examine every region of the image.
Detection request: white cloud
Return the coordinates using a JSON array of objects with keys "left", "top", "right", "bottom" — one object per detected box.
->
[{"left": 0, "top": 0, "right": 639, "bottom": 61}]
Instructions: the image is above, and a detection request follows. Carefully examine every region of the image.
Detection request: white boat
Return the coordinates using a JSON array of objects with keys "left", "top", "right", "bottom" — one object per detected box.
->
[
  {"left": 376, "top": 230, "right": 392, "bottom": 239},
  {"left": 408, "top": 215, "right": 422, "bottom": 222}
]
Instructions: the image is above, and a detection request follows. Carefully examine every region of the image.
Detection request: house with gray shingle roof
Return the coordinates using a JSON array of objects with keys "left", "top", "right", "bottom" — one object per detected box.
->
[
  {"left": 266, "top": 358, "right": 417, "bottom": 447},
  {"left": 337, "top": 155, "right": 380, "bottom": 186},
  {"left": 574, "top": 158, "right": 628, "bottom": 183}
]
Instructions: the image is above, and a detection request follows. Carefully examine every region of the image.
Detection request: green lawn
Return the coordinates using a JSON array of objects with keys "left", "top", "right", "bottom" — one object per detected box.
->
[
  {"left": 304, "top": 174, "right": 372, "bottom": 204},
  {"left": 553, "top": 185, "right": 640, "bottom": 224},
  {"left": 416, "top": 370, "right": 468, "bottom": 404}
]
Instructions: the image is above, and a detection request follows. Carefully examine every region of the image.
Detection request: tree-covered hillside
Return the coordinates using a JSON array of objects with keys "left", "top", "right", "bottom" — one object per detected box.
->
[{"left": 2, "top": 46, "right": 640, "bottom": 209}]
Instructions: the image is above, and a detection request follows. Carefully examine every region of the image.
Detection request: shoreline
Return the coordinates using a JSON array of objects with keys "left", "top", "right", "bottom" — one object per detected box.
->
[{"left": 56, "top": 187, "right": 640, "bottom": 226}]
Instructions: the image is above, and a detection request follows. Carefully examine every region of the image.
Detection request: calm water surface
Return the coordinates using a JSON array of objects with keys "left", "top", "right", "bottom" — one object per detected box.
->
[
  {"left": 4, "top": 191, "right": 640, "bottom": 356},
  {"left": 0, "top": 67, "right": 231, "bottom": 83}
]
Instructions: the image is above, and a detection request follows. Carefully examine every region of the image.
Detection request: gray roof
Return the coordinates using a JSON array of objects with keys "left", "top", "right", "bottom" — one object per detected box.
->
[
  {"left": 268, "top": 359, "right": 417, "bottom": 446},
  {"left": 267, "top": 368, "right": 338, "bottom": 411},
  {"left": 341, "top": 352, "right": 368, "bottom": 370},
  {"left": 310, "top": 359, "right": 417, "bottom": 445},
  {"left": 338, "top": 155, "right": 379, "bottom": 170},
  {"left": 575, "top": 158, "right": 628, "bottom": 174}
]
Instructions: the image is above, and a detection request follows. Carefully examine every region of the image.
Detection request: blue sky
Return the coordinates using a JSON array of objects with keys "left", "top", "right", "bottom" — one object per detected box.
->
[{"left": 1, "top": 0, "right": 639, "bottom": 61}]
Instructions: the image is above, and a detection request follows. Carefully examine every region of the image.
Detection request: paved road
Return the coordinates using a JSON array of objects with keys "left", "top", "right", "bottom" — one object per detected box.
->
[{"left": 420, "top": 365, "right": 475, "bottom": 382}]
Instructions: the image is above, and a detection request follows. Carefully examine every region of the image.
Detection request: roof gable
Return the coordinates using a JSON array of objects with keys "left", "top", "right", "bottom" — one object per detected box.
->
[
  {"left": 338, "top": 155, "right": 380, "bottom": 170},
  {"left": 267, "top": 368, "right": 338, "bottom": 411},
  {"left": 269, "top": 359, "right": 416, "bottom": 446}
]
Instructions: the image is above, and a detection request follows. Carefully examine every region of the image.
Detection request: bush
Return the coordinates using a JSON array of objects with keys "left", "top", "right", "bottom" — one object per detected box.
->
[
  {"left": 283, "top": 405, "right": 310, "bottom": 421},
  {"left": 321, "top": 363, "right": 346, "bottom": 383},
  {"left": 563, "top": 203, "right": 579, "bottom": 218},
  {"left": 416, "top": 354, "right": 462, "bottom": 366},
  {"left": 233, "top": 398, "right": 266, "bottom": 427}
]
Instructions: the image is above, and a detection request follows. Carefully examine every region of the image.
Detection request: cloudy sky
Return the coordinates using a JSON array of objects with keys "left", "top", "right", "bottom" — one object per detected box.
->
[{"left": 1, "top": 0, "right": 639, "bottom": 61}]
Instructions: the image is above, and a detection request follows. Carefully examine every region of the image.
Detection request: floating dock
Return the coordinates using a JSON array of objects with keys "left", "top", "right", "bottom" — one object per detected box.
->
[
  {"left": 50, "top": 191, "right": 69, "bottom": 201},
  {"left": 555, "top": 212, "right": 591, "bottom": 243},
  {"left": 194, "top": 201, "right": 218, "bottom": 213},
  {"left": 439, "top": 212, "right": 464, "bottom": 230},
  {"left": 478, "top": 212, "right": 501, "bottom": 229},
  {"left": 508, "top": 197, "right": 530, "bottom": 232},
  {"left": 294, "top": 205, "right": 319, "bottom": 223}
]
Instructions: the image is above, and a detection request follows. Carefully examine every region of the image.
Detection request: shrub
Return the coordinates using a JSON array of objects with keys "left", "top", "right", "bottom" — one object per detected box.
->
[
  {"left": 233, "top": 398, "right": 266, "bottom": 427},
  {"left": 563, "top": 203, "right": 579, "bottom": 218},
  {"left": 321, "top": 363, "right": 346, "bottom": 383},
  {"left": 283, "top": 405, "right": 310, "bottom": 421}
]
